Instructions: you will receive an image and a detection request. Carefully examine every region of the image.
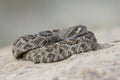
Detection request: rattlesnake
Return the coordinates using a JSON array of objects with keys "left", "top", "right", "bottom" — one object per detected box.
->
[{"left": 12, "top": 25, "right": 98, "bottom": 64}]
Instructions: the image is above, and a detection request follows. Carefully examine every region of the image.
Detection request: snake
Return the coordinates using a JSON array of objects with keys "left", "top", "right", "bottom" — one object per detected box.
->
[{"left": 12, "top": 25, "right": 98, "bottom": 64}]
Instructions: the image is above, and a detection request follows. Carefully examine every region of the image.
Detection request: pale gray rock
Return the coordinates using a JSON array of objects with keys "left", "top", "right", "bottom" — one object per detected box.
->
[{"left": 0, "top": 41, "right": 120, "bottom": 80}]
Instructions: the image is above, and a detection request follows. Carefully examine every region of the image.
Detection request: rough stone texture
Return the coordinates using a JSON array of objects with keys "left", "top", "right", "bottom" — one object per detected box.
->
[{"left": 0, "top": 41, "right": 120, "bottom": 80}]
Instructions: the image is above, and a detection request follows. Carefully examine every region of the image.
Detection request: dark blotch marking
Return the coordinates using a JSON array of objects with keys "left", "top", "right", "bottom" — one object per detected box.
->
[
  {"left": 24, "top": 44, "right": 31, "bottom": 49},
  {"left": 81, "top": 43, "right": 85, "bottom": 47},
  {"left": 59, "top": 48, "right": 64, "bottom": 53},
  {"left": 53, "top": 29, "right": 59, "bottom": 32},
  {"left": 42, "top": 57, "right": 47, "bottom": 63},
  {"left": 71, "top": 47, "right": 75, "bottom": 52},
  {"left": 39, "top": 30, "right": 53, "bottom": 36},
  {"left": 46, "top": 48, "right": 53, "bottom": 52},
  {"left": 47, "top": 54, "right": 55, "bottom": 62}
]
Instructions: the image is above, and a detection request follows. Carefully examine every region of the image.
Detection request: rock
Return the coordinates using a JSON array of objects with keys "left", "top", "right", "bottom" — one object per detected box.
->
[{"left": 0, "top": 41, "right": 120, "bottom": 80}]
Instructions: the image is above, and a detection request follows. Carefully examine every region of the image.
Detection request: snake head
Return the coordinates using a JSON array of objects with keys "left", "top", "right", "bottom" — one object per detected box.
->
[{"left": 65, "top": 25, "right": 88, "bottom": 39}]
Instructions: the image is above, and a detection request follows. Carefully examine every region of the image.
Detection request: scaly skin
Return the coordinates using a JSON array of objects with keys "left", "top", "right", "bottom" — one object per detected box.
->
[{"left": 12, "top": 25, "right": 98, "bottom": 64}]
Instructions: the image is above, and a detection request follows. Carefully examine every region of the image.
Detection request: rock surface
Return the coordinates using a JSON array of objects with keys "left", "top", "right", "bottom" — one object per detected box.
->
[{"left": 0, "top": 41, "right": 120, "bottom": 80}]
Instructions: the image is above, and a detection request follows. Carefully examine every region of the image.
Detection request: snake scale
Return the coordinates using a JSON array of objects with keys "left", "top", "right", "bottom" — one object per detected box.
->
[{"left": 12, "top": 25, "right": 98, "bottom": 64}]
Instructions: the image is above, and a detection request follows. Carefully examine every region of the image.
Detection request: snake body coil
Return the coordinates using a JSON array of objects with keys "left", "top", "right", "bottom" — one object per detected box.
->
[{"left": 12, "top": 25, "right": 98, "bottom": 63}]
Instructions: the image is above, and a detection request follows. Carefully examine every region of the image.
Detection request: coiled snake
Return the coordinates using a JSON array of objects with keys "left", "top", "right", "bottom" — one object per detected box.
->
[{"left": 12, "top": 25, "right": 98, "bottom": 64}]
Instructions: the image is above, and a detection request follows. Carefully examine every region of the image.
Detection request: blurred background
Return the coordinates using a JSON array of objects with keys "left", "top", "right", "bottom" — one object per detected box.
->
[{"left": 0, "top": 0, "right": 120, "bottom": 48}]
